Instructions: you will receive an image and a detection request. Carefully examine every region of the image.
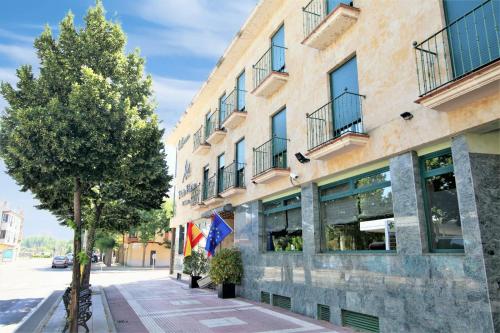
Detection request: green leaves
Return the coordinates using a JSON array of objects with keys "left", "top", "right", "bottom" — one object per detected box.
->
[{"left": 209, "top": 248, "right": 243, "bottom": 285}]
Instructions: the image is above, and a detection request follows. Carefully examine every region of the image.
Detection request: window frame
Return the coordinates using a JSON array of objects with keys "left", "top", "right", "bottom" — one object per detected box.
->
[
  {"left": 318, "top": 167, "right": 395, "bottom": 253},
  {"left": 419, "top": 148, "right": 464, "bottom": 253}
]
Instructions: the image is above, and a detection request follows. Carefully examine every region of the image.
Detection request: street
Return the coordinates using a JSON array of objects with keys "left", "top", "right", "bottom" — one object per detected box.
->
[{"left": 0, "top": 258, "right": 168, "bottom": 333}]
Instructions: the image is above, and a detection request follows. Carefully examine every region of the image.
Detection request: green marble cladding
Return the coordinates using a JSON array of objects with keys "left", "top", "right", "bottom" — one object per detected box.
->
[{"left": 234, "top": 135, "right": 497, "bottom": 333}]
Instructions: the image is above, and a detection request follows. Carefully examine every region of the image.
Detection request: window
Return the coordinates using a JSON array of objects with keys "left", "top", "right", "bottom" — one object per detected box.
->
[
  {"left": 217, "top": 154, "right": 225, "bottom": 194},
  {"left": 236, "top": 139, "right": 245, "bottom": 187},
  {"left": 237, "top": 71, "right": 246, "bottom": 111},
  {"left": 330, "top": 56, "right": 362, "bottom": 137},
  {"left": 272, "top": 108, "right": 287, "bottom": 169},
  {"left": 178, "top": 225, "right": 185, "bottom": 255},
  {"left": 327, "top": 0, "right": 350, "bottom": 13},
  {"left": 203, "top": 166, "right": 209, "bottom": 200},
  {"left": 271, "top": 25, "right": 286, "bottom": 72},
  {"left": 263, "top": 195, "right": 302, "bottom": 252},
  {"left": 420, "top": 149, "right": 463, "bottom": 251},
  {"left": 0, "top": 230, "right": 6, "bottom": 239},
  {"left": 1, "top": 213, "right": 8, "bottom": 223},
  {"left": 219, "top": 93, "right": 227, "bottom": 125},
  {"left": 320, "top": 168, "right": 395, "bottom": 252}
]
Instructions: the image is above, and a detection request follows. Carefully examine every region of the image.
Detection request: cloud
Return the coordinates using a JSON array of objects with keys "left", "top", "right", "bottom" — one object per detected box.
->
[
  {"left": 0, "top": 28, "right": 34, "bottom": 43},
  {"left": 151, "top": 74, "right": 202, "bottom": 130},
  {"left": 126, "top": 0, "right": 256, "bottom": 58},
  {"left": 0, "top": 44, "right": 38, "bottom": 65}
]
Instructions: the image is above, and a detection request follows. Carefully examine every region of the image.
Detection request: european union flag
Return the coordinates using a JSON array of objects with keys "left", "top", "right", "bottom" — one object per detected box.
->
[{"left": 205, "top": 211, "right": 232, "bottom": 256}]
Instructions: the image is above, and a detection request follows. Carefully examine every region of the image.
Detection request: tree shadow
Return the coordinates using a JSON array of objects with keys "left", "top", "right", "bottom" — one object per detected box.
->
[{"left": 0, "top": 298, "right": 43, "bottom": 325}]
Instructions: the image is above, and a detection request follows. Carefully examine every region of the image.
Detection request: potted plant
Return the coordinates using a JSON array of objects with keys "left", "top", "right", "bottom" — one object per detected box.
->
[
  {"left": 209, "top": 248, "right": 243, "bottom": 298},
  {"left": 183, "top": 250, "right": 209, "bottom": 288}
]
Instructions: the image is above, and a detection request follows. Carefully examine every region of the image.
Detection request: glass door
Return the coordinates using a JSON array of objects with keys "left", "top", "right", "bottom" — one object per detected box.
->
[
  {"left": 237, "top": 71, "right": 246, "bottom": 111},
  {"left": 236, "top": 139, "right": 245, "bottom": 187},
  {"left": 271, "top": 25, "right": 285, "bottom": 72},
  {"left": 218, "top": 93, "right": 226, "bottom": 126},
  {"left": 203, "top": 166, "right": 209, "bottom": 200},
  {"left": 272, "top": 109, "right": 287, "bottom": 168},
  {"left": 217, "top": 154, "right": 225, "bottom": 194},
  {"left": 329, "top": 56, "right": 360, "bottom": 137}
]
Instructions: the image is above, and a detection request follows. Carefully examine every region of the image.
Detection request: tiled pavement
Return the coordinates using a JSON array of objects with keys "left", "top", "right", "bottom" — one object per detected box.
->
[{"left": 104, "top": 278, "right": 353, "bottom": 333}]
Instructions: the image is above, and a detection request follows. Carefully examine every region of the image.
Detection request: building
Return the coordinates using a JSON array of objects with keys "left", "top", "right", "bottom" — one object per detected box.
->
[
  {"left": 0, "top": 201, "right": 24, "bottom": 261},
  {"left": 123, "top": 231, "right": 172, "bottom": 267},
  {"left": 165, "top": 1, "right": 499, "bottom": 332}
]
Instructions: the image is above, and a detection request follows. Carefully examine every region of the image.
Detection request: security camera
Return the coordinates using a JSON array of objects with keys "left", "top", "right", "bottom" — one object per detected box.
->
[{"left": 290, "top": 173, "right": 299, "bottom": 180}]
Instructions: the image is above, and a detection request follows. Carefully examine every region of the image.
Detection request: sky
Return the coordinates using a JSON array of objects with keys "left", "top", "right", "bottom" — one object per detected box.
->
[{"left": 0, "top": 0, "right": 256, "bottom": 240}]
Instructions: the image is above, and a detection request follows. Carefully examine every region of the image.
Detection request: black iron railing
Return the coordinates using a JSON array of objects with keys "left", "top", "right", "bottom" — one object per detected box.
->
[
  {"left": 202, "top": 174, "right": 217, "bottom": 201},
  {"left": 205, "top": 110, "right": 222, "bottom": 139},
  {"left": 193, "top": 126, "right": 206, "bottom": 152},
  {"left": 414, "top": 0, "right": 499, "bottom": 96},
  {"left": 253, "top": 45, "right": 287, "bottom": 89},
  {"left": 221, "top": 88, "right": 246, "bottom": 124},
  {"left": 253, "top": 137, "right": 288, "bottom": 176},
  {"left": 306, "top": 91, "right": 365, "bottom": 150},
  {"left": 190, "top": 184, "right": 202, "bottom": 206},
  {"left": 303, "top": 0, "right": 351, "bottom": 38},
  {"left": 222, "top": 162, "right": 245, "bottom": 192}
]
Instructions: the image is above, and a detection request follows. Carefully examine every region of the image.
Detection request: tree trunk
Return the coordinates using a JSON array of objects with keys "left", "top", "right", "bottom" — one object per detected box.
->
[
  {"left": 105, "top": 248, "right": 112, "bottom": 267},
  {"left": 142, "top": 243, "right": 147, "bottom": 267},
  {"left": 69, "top": 178, "right": 82, "bottom": 333},
  {"left": 81, "top": 203, "right": 102, "bottom": 288}
]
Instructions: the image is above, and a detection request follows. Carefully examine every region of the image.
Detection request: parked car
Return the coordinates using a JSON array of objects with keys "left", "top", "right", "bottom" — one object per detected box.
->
[
  {"left": 52, "top": 256, "right": 68, "bottom": 268},
  {"left": 92, "top": 253, "right": 98, "bottom": 263},
  {"left": 66, "top": 253, "right": 74, "bottom": 265}
]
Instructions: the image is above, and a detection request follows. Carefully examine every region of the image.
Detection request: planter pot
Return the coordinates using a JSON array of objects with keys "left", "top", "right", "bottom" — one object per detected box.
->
[
  {"left": 190, "top": 275, "right": 201, "bottom": 288},
  {"left": 217, "top": 283, "right": 236, "bottom": 299}
]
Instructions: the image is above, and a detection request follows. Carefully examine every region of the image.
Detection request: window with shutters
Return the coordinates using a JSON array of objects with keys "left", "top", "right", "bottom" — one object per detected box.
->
[{"left": 263, "top": 194, "right": 302, "bottom": 252}]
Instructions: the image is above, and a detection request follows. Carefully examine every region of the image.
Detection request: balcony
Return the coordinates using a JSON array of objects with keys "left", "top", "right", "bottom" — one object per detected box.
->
[
  {"left": 205, "top": 109, "right": 226, "bottom": 145},
  {"left": 219, "top": 162, "right": 246, "bottom": 198},
  {"left": 202, "top": 174, "right": 222, "bottom": 206},
  {"left": 414, "top": 0, "right": 500, "bottom": 111},
  {"left": 252, "top": 45, "right": 288, "bottom": 97},
  {"left": 190, "top": 184, "right": 205, "bottom": 209},
  {"left": 302, "top": 1, "right": 360, "bottom": 50},
  {"left": 252, "top": 137, "right": 290, "bottom": 184},
  {"left": 127, "top": 236, "right": 138, "bottom": 243},
  {"left": 221, "top": 88, "right": 247, "bottom": 129},
  {"left": 193, "top": 126, "right": 210, "bottom": 155},
  {"left": 306, "top": 91, "right": 368, "bottom": 160}
]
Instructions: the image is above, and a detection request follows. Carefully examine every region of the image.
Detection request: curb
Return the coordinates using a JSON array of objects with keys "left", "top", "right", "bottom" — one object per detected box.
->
[
  {"left": 15, "top": 290, "right": 64, "bottom": 333},
  {"left": 97, "top": 286, "right": 117, "bottom": 333}
]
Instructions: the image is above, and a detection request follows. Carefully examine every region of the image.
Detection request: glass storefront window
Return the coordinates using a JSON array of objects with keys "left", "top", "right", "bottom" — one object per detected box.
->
[
  {"left": 320, "top": 168, "right": 395, "bottom": 252},
  {"left": 420, "top": 149, "right": 464, "bottom": 251},
  {"left": 263, "top": 195, "right": 302, "bottom": 252}
]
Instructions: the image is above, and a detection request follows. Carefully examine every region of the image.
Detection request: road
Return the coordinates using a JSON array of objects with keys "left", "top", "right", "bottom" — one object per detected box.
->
[{"left": 0, "top": 258, "right": 169, "bottom": 333}]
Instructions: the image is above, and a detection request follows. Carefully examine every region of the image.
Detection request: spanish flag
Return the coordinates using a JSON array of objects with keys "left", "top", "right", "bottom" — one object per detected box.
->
[{"left": 183, "top": 222, "right": 204, "bottom": 257}]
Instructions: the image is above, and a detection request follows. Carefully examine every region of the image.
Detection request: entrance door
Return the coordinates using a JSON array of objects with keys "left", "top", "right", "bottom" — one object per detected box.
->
[
  {"left": 330, "top": 57, "right": 361, "bottom": 137},
  {"left": 272, "top": 109, "right": 287, "bottom": 168},
  {"left": 271, "top": 25, "right": 285, "bottom": 72},
  {"left": 149, "top": 250, "right": 156, "bottom": 266},
  {"left": 444, "top": 0, "right": 499, "bottom": 78}
]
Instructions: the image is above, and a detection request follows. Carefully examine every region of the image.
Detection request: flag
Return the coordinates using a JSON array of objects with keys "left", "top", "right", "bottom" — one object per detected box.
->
[
  {"left": 183, "top": 222, "right": 204, "bottom": 257},
  {"left": 205, "top": 211, "right": 232, "bottom": 256}
]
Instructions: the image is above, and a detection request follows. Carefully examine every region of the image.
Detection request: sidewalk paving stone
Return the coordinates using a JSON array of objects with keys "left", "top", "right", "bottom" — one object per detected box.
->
[{"left": 104, "top": 277, "right": 353, "bottom": 333}]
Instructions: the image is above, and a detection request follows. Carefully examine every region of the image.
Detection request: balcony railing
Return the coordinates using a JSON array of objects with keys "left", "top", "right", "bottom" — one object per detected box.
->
[
  {"left": 222, "top": 88, "right": 246, "bottom": 123},
  {"left": 190, "top": 184, "right": 202, "bottom": 205},
  {"left": 303, "top": 0, "right": 352, "bottom": 38},
  {"left": 193, "top": 126, "right": 206, "bottom": 152},
  {"left": 202, "top": 174, "right": 217, "bottom": 201},
  {"left": 253, "top": 45, "right": 287, "bottom": 89},
  {"left": 414, "top": 0, "right": 500, "bottom": 96},
  {"left": 205, "top": 110, "right": 222, "bottom": 139},
  {"left": 306, "top": 91, "right": 365, "bottom": 150},
  {"left": 222, "top": 162, "right": 245, "bottom": 192},
  {"left": 253, "top": 137, "right": 288, "bottom": 176}
]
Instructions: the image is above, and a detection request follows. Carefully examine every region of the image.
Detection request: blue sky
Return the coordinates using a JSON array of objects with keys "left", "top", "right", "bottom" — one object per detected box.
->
[{"left": 0, "top": 0, "right": 256, "bottom": 240}]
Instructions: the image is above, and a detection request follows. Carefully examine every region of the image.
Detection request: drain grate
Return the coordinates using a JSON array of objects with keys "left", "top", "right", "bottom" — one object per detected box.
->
[
  {"left": 272, "top": 294, "right": 291, "bottom": 310},
  {"left": 342, "top": 309, "right": 380, "bottom": 333},
  {"left": 317, "top": 304, "right": 330, "bottom": 322}
]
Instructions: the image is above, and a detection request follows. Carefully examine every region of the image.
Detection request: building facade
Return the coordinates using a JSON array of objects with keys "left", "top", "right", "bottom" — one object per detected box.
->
[
  {"left": 0, "top": 201, "right": 24, "bottom": 261},
  {"left": 123, "top": 231, "right": 172, "bottom": 267},
  {"left": 166, "top": 1, "right": 499, "bottom": 332}
]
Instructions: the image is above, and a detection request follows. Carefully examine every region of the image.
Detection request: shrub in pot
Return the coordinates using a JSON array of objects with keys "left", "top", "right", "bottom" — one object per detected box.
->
[
  {"left": 183, "top": 250, "right": 209, "bottom": 288},
  {"left": 209, "top": 248, "right": 243, "bottom": 298}
]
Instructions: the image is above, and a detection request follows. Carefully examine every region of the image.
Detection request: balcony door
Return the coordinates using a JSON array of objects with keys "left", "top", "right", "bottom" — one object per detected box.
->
[
  {"left": 217, "top": 154, "right": 225, "bottom": 194},
  {"left": 271, "top": 25, "right": 285, "bottom": 72},
  {"left": 330, "top": 56, "right": 361, "bottom": 137},
  {"left": 444, "top": 0, "right": 499, "bottom": 78},
  {"left": 272, "top": 109, "right": 287, "bottom": 168},
  {"left": 237, "top": 71, "right": 246, "bottom": 111},
  {"left": 218, "top": 93, "right": 226, "bottom": 125},
  {"left": 203, "top": 166, "right": 209, "bottom": 199},
  {"left": 236, "top": 139, "right": 245, "bottom": 187},
  {"left": 326, "top": 0, "right": 349, "bottom": 14}
]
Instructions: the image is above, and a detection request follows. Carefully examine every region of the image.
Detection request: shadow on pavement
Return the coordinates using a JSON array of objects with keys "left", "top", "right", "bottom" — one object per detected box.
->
[{"left": 0, "top": 297, "right": 43, "bottom": 325}]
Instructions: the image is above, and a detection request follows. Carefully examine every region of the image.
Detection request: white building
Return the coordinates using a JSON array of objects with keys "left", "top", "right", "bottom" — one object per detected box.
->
[{"left": 0, "top": 201, "right": 24, "bottom": 261}]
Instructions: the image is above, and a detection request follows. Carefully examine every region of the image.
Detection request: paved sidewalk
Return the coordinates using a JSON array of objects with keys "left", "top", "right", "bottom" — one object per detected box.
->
[{"left": 104, "top": 278, "right": 353, "bottom": 333}]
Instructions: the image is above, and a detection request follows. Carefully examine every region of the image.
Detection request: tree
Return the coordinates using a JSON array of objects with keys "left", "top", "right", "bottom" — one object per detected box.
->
[{"left": 0, "top": 3, "right": 169, "bottom": 331}]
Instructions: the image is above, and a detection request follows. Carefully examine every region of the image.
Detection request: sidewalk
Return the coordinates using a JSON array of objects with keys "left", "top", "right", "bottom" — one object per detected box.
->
[{"left": 104, "top": 277, "right": 353, "bottom": 333}]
